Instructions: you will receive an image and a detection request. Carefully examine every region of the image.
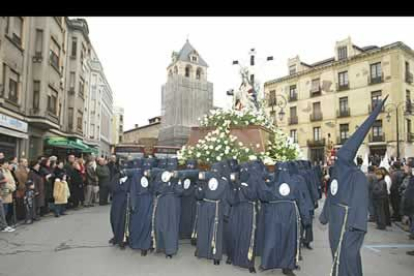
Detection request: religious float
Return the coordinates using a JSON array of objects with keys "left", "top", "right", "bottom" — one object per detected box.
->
[{"left": 177, "top": 60, "right": 302, "bottom": 171}]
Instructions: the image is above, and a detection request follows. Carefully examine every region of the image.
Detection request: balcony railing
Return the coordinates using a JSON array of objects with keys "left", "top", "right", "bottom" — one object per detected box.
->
[
  {"left": 336, "top": 136, "right": 348, "bottom": 145},
  {"left": 310, "top": 86, "right": 321, "bottom": 97},
  {"left": 288, "top": 94, "right": 298, "bottom": 102},
  {"left": 406, "top": 72, "right": 413, "bottom": 84},
  {"left": 408, "top": 132, "right": 414, "bottom": 143},
  {"left": 307, "top": 138, "right": 326, "bottom": 147},
  {"left": 310, "top": 112, "right": 323, "bottom": 122},
  {"left": 337, "top": 108, "right": 350, "bottom": 118},
  {"left": 337, "top": 83, "right": 350, "bottom": 92},
  {"left": 369, "top": 133, "right": 385, "bottom": 143},
  {"left": 289, "top": 116, "right": 298, "bottom": 125},
  {"left": 368, "top": 74, "right": 384, "bottom": 85}
]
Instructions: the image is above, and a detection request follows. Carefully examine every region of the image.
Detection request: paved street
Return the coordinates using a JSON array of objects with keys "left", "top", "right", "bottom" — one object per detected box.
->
[{"left": 1, "top": 203, "right": 413, "bottom": 276}]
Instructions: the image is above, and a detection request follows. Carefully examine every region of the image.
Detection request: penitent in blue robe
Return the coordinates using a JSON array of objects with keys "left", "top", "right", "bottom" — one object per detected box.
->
[
  {"left": 258, "top": 162, "right": 310, "bottom": 271},
  {"left": 110, "top": 176, "right": 129, "bottom": 246},
  {"left": 128, "top": 170, "right": 153, "bottom": 251}
]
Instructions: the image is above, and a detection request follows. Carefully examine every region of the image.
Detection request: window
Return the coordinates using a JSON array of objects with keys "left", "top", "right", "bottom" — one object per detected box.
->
[
  {"left": 33, "top": 81, "right": 40, "bottom": 110},
  {"left": 406, "top": 61, "right": 412, "bottom": 83},
  {"left": 370, "top": 62, "right": 382, "bottom": 80},
  {"left": 313, "top": 127, "right": 321, "bottom": 141},
  {"left": 49, "top": 37, "right": 60, "bottom": 70},
  {"left": 339, "top": 97, "right": 348, "bottom": 112},
  {"left": 289, "top": 65, "right": 296, "bottom": 75},
  {"left": 407, "top": 119, "right": 412, "bottom": 137},
  {"left": 35, "top": 29, "right": 43, "bottom": 56},
  {"left": 79, "top": 79, "right": 84, "bottom": 97},
  {"left": 290, "top": 129, "right": 298, "bottom": 143},
  {"left": 185, "top": 66, "right": 190, "bottom": 77},
  {"left": 1, "top": 63, "right": 6, "bottom": 97},
  {"left": 47, "top": 87, "right": 58, "bottom": 115},
  {"left": 8, "top": 69, "right": 19, "bottom": 103},
  {"left": 407, "top": 90, "right": 412, "bottom": 113},
  {"left": 69, "top": 72, "right": 75, "bottom": 91},
  {"left": 371, "top": 91, "right": 382, "bottom": 110},
  {"left": 68, "top": 108, "right": 74, "bottom": 128},
  {"left": 120, "top": 115, "right": 123, "bottom": 122},
  {"left": 71, "top": 37, "right": 77, "bottom": 57},
  {"left": 313, "top": 102, "right": 321, "bottom": 113},
  {"left": 338, "top": 46, "right": 347, "bottom": 60},
  {"left": 289, "top": 85, "right": 297, "bottom": 100},
  {"left": 12, "top": 17, "right": 23, "bottom": 46},
  {"left": 268, "top": 90, "right": 276, "bottom": 106},
  {"left": 80, "top": 44, "right": 86, "bottom": 66},
  {"left": 191, "top": 56, "right": 198, "bottom": 62},
  {"left": 250, "top": 74, "right": 254, "bottom": 84},
  {"left": 196, "top": 68, "right": 202, "bottom": 80},
  {"left": 250, "top": 55, "right": 255, "bottom": 66},
  {"left": 372, "top": 120, "right": 383, "bottom": 137},
  {"left": 338, "top": 71, "right": 349, "bottom": 87},
  {"left": 340, "top": 124, "right": 349, "bottom": 140},
  {"left": 311, "top": 78, "right": 320, "bottom": 93},
  {"left": 77, "top": 110, "right": 83, "bottom": 131},
  {"left": 290, "top": 106, "right": 297, "bottom": 118}
]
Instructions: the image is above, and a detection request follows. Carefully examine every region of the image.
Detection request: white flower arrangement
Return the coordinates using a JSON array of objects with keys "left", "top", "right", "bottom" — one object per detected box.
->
[{"left": 178, "top": 106, "right": 302, "bottom": 165}]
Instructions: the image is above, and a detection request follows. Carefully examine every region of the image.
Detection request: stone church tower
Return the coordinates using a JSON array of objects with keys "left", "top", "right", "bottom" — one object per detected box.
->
[{"left": 158, "top": 40, "right": 214, "bottom": 147}]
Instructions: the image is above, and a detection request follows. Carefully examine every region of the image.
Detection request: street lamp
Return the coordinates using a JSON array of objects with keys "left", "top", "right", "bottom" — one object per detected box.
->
[{"left": 385, "top": 100, "right": 411, "bottom": 159}]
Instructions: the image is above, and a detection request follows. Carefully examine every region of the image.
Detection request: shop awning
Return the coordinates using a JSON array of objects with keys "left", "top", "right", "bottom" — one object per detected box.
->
[
  {"left": 0, "top": 126, "right": 28, "bottom": 139},
  {"left": 45, "top": 137, "right": 97, "bottom": 153}
]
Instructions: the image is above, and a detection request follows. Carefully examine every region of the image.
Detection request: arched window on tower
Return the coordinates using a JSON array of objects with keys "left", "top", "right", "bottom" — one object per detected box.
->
[
  {"left": 185, "top": 65, "right": 192, "bottom": 78},
  {"left": 174, "top": 66, "right": 178, "bottom": 75},
  {"left": 196, "top": 68, "right": 203, "bottom": 80}
]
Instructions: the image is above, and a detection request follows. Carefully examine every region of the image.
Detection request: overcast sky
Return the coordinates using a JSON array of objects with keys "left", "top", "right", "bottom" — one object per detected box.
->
[{"left": 83, "top": 17, "right": 414, "bottom": 131}]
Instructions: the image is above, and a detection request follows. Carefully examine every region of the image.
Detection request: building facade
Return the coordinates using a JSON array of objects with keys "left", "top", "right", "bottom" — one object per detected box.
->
[
  {"left": 112, "top": 105, "right": 124, "bottom": 147},
  {"left": 0, "top": 17, "right": 115, "bottom": 160},
  {"left": 123, "top": 116, "right": 161, "bottom": 144},
  {"left": 158, "top": 40, "right": 213, "bottom": 147},
  {"left": 265, "top": 37, "right": 414, "bottom": 162}
]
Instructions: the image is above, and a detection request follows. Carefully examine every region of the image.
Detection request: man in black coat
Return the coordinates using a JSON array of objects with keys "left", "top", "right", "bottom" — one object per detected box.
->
[{"left": 390, "top": 161, "right": 406, "bottom": 221}]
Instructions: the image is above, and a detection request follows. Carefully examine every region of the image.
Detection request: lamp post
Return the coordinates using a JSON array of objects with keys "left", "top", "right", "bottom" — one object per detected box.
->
[{"left": 385, "top": 100, "right": 411, "bottom": 159}]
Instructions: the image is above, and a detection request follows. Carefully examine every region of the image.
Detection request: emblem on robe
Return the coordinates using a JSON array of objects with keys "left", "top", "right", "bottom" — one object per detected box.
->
[
  {"left": 184, "top": 179, "right": 191, "bottom": 190},
  {"left": 208, "top": 178, "right": 219, "bottom": 191},
  {"left": 141, "top": 176, "right": 149, "bottom": 188},
  {"left": 279, "top": 183, "right": 290, "bottom": 196},
  {"left": 120, "top": 176, "right": 128, "bottom": 184},
  {"left": 162, "top": 171, "right": 172, "bottom": 183},
  {"left": 330, "top": 179, "right": 338, "bottom": 196}
]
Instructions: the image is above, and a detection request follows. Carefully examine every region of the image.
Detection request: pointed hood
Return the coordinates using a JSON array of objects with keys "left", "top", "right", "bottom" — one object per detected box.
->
[{"left": 337, "top": 95, "right": 388, "bottom": 164}]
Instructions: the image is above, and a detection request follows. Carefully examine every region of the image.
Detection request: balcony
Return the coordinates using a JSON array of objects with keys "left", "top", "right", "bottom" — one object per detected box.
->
[
  {"left": 288, "top": 94, "right": 298, "bottom": 102},
  {"left": 368, "top": 104, "right": 385, "bottom": 113},
  {"left": 406, "top": 72, "right": 413, "bottom": 84},
  {"left": 408, "top": 133, "right": 414, "bottom": 143},
  {"left": 310, "top": 86, "right": 321, "bottom": 97},
  {"left": 368, "top": 74, "right": 384, "bottom": 85},
  {"left": 337, "top": 108, "right": 350, "bottom": 118},
  {"left": 310, "top": 112, "right": 323, "bottom": 122},
  {"left": 369, "top": 133, "right": 385, "bottom": 143},
  {"left": 336, "top": 136, "right": 348, "bottom": 145},
  {"left": 289, "top": 116, "right": 298, "bottom": 125},
  {"left": 307, "top": 138, "right": 326, "bottom": 147},
  {"left": 336, "top": 82, "right": 349, "bottom": 92}
]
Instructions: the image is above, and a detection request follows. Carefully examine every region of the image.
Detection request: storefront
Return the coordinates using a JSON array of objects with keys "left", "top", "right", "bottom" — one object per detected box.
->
[{"left": 0, "top": 113, "right": 28, "bottom": 159}]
